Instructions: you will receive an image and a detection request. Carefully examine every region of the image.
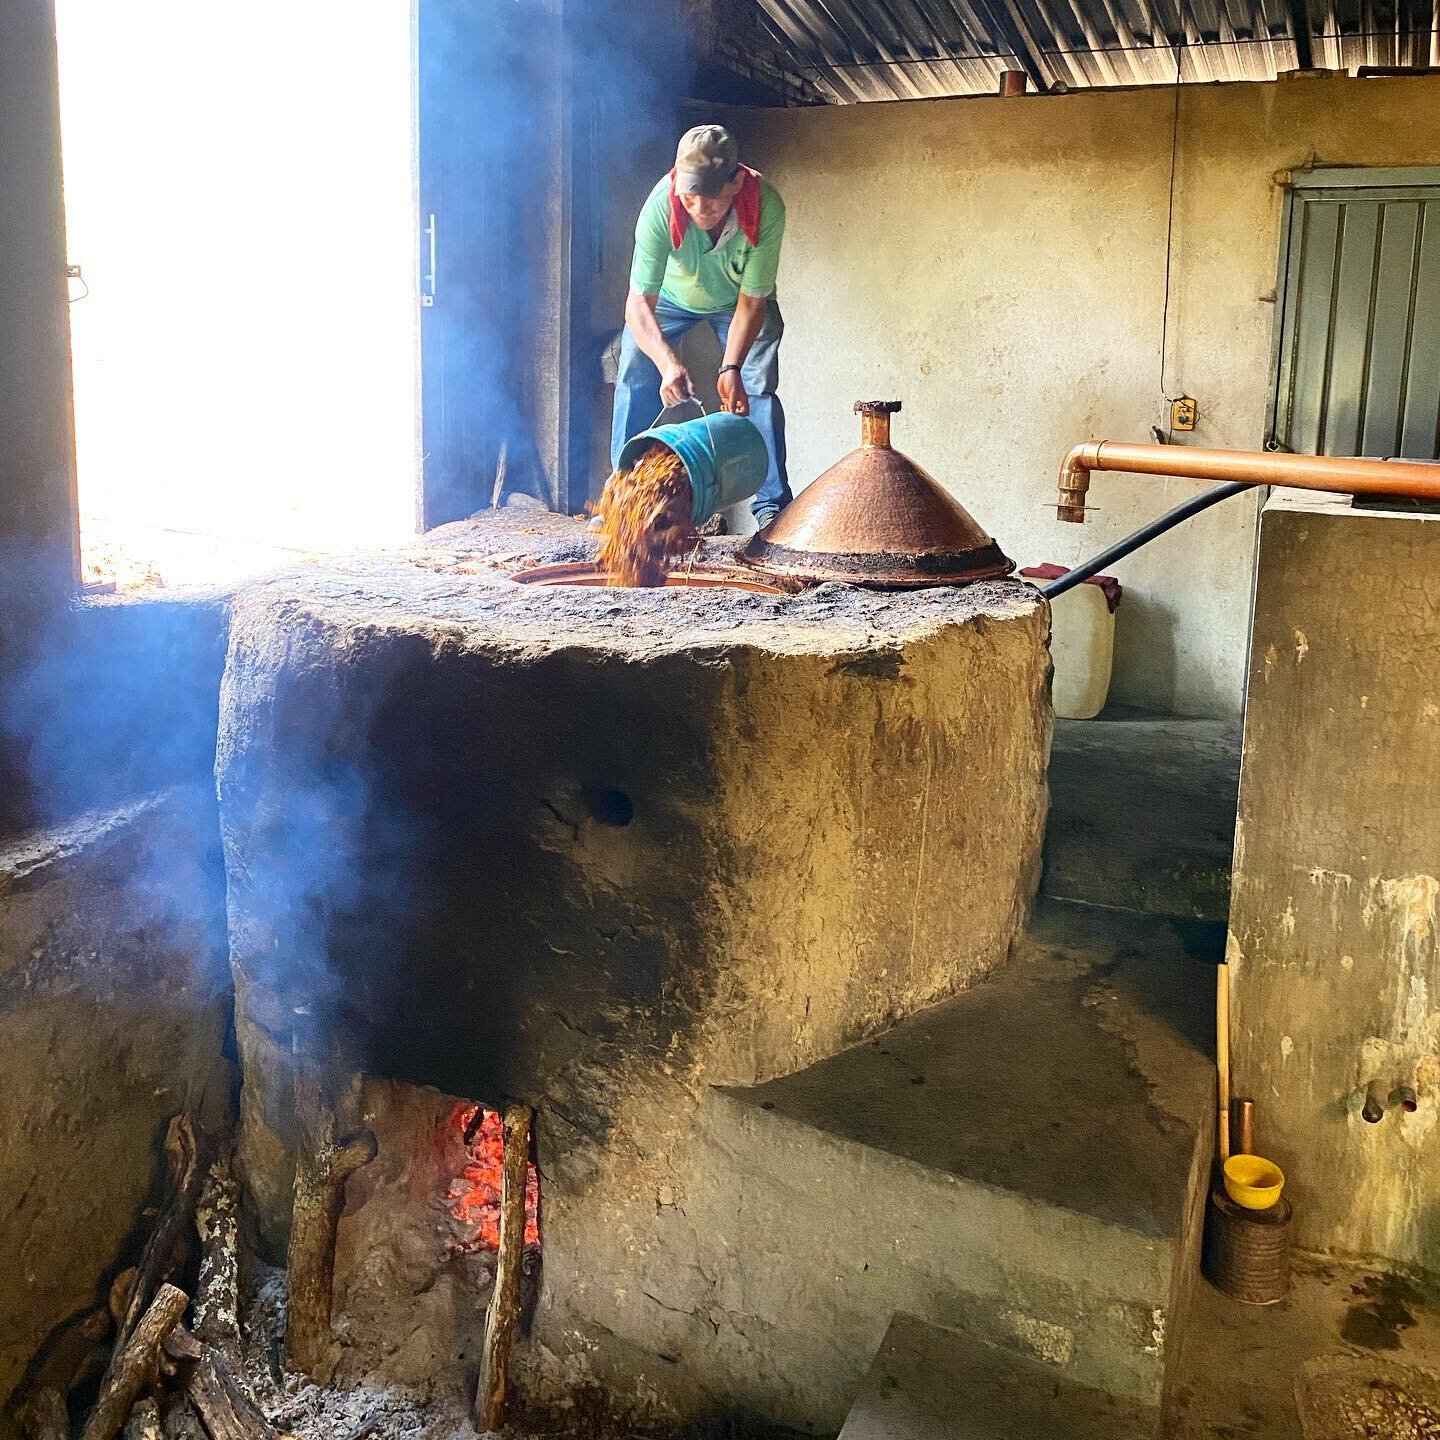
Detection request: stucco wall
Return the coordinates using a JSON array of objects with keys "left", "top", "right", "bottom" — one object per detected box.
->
[{"left": 694, "top": 73, "right": 1440, "bottom": 716}]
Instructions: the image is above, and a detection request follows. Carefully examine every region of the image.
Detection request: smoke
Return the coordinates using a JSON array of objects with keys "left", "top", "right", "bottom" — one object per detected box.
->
[
  {"left": 2, "top": 590, "right": 228, "bottom": 822},
  {"left": 2, "top": 0, "right": 706, "bottom": 1082},
  {"left": 0, "top": 573, "right": 234, "bottom": 1010},
  {"left": 418, "top": 0, "right": 691, "bottom": 518},
  {"left": 215, "top": 607, "right": 428, "bottom": 1040},
  {"left": 207, "top": 0, "right": 697, "bottom": 1042}
]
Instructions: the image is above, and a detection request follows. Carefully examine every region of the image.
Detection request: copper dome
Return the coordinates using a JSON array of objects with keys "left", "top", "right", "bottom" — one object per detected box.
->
[{"left": 741, "top": 402, "right": 1014, "bottom": 588}]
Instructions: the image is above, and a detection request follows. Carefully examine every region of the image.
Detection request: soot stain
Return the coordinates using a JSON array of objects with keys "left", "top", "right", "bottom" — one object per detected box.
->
[{"left": 829, "top": 650, "right": 905, "bottom": 681}]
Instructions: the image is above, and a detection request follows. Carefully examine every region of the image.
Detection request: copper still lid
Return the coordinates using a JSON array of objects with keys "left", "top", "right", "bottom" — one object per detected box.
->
[{"left": 741, "top": 401, "right": 1014, "bottom": 587}]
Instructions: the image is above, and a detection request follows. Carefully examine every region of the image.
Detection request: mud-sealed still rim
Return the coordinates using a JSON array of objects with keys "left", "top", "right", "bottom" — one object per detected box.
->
[{"left": 510, "top": 562, "right": 787, "bottom": 594}]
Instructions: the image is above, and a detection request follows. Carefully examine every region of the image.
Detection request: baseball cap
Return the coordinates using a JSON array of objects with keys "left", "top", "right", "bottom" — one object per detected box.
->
[{"left": 675, "top": 124, "right": 739, "bottom": 197}]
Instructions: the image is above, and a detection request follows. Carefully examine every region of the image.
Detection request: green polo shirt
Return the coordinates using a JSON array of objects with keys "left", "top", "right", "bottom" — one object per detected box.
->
[{"left": 629, "top": 174, "right": 786, "bottom": 315}]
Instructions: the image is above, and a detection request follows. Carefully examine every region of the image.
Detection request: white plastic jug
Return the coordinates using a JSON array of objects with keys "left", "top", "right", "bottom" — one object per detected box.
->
[{"left": 1020, "top": 567, "right": 1119, "bottom": 720}]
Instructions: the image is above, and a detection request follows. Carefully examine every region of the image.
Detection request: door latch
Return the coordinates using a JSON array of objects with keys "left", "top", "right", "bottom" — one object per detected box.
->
[{"left": 422, "top": 213, "right": 437, "bottom": 307}]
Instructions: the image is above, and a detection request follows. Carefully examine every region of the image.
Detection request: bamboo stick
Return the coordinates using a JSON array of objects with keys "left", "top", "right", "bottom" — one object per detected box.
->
[{"left": 1217, "top": 961, "right": 1231, "bottom": 1162}]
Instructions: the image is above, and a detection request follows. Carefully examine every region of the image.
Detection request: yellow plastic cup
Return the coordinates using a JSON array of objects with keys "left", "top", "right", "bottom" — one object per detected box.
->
[{"left": 1223, "top": 1154, "right": 1285, "bottom": 1211}]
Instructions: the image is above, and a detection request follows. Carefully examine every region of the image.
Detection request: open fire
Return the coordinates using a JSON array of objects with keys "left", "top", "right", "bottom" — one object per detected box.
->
[{"left": 446, "top": 1103, "right": 541, "bottom": 1255}]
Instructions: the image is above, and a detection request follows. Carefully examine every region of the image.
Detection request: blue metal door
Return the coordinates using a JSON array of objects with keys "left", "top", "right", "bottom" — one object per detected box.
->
[{"left": 417, "top": 0, "right": 559, "bottom": 527}]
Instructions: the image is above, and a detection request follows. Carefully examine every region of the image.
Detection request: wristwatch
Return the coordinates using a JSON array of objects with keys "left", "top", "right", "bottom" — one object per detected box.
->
[{"left": 718, "top": 363, "right": 742, "bottom": 377}]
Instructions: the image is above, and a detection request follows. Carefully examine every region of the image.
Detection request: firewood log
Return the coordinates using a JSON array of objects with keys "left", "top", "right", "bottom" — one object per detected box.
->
[
  {"left": 186, "top": 1349, "right": 292, "bottom": 1440},
  {"left": 108, "top": 1272, "right": 138, "bottom": 1332},
  {"left": 474, "top": 1104, "right": 533, "bottom": 1433},
  {"left": 121, "top": 1399, "right": 160, "bottom": 1440},
  {"left": 20, "top": 1388, "right": 69, "bottom": 1440},
  {"left": 110, "top": 1119, "right": 202, "bottom": 1360},
  {"left": 157, "top": 1326, "right": 203, "bottom": 1387},
  {"left": 283, "top": 1041, "right": 375, "bottom": 1382},
  {"left": 158, "top": 1395, "right": 205, "bottom": 1440},
  {"left": 162, "top": 1324, "right": 204, "bottom": 1359},
  {"left": 161, "top": 1329, "right": 204, "bottom": 1366},
  {"left": 80, "top": 1284, "right": 188, "bottom": 1440},
  {"left": 194, "top": 1157, "right": 241, "bottom": 1356}
]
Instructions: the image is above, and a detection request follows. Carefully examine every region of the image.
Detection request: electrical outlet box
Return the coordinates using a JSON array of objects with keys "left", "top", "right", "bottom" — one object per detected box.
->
[{"left": 1171, "top": 396, "right": 1198, "bottom": 431}]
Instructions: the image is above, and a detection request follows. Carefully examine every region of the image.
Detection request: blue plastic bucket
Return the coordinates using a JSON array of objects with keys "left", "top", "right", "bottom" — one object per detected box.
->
[{"left": 618, "top": 412, "right": 769, "bottom": 525}]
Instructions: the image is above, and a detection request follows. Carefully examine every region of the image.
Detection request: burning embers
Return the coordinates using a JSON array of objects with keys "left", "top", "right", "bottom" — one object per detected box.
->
[
  {"left": 446, "top": 1104, "right": 540, "bottom": 1256},
  {"left": 594, "top": 445, "right": 695, "bottom": 587}
]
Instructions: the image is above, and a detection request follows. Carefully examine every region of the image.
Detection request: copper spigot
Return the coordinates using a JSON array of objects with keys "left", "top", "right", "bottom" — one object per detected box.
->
[{"left": 1055, "top": 440, "right": 1440, "bottom": 525}]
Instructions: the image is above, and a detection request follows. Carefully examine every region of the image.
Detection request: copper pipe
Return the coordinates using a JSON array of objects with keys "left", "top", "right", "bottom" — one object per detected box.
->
[
  {"left": 1000, "top": 69, "right": 1028, "bottom": 94},
  {"left": 1362, "top": 1078, "right": 1388, "bottom": 1124},
  {"left": 1396, "top": 1083, "right": 1419, "bottom": 1114},
  {"left": 1231, "top": 1097, "right": 1255, "bottom": 1156},
  {"left": 1056, "top": 441, "right": 1440, "bottom": 524}
]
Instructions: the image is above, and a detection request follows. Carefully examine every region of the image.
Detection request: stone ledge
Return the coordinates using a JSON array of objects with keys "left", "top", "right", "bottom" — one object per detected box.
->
[
  {"left": 0, "top": 785, "right": 230, "bottom": 1416},
  {"left": 688, "top": 901, "right": 1216, "bottom": 1426}
]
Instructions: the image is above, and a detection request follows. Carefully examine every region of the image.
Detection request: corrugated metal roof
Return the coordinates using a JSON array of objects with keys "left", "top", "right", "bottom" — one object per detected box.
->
[{"left": 753, "top": 0, "right": 1440, "bottom": 99}]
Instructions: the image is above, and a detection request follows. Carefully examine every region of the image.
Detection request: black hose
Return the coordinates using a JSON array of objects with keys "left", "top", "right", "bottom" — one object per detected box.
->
[{"left": 1039, "top": 480, "right": 1254, "bottom": 600}]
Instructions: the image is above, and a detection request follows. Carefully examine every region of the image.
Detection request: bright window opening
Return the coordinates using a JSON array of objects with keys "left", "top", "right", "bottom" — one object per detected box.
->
[{"left": 55, "top": 1, "right": 419, "bottom": 592}]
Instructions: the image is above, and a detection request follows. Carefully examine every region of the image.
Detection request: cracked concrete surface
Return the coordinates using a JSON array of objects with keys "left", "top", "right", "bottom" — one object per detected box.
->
[{"left": 692, "top": 899, "right": 1216, "bottom": 1429}]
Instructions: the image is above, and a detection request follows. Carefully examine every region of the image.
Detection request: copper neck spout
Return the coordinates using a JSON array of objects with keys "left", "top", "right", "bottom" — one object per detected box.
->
[
  {"left": 1056, "top": 441, "right": 1440, "bottom": 523},
  {"left": 854, "top": 400, "right": 901, "bottom": 450}
]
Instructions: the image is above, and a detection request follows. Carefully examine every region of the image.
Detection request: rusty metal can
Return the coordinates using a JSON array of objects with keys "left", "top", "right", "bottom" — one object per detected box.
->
[{"left": 1203, "top": 1186, "right": 1292, "bottom": 1304}]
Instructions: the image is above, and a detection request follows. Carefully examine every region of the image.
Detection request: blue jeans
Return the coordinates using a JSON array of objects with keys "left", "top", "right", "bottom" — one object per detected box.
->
[{"left": 610, "top": 295, "right": 791, "bottom": 524}]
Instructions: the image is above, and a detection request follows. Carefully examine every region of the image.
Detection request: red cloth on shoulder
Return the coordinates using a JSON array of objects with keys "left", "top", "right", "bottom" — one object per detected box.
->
[{"left": 668, "top": 164, "right": 763, "bottom": 250}]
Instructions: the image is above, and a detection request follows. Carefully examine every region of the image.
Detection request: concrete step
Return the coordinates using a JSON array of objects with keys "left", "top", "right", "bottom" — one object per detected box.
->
[
  {"left": 697, "top": 900, "right": 1215, "bottom": 1432},
  {"left": 1043, "top": 709, "right": 1241, "bottom": 923},
  {"left": 839, "top": 1313, "right": 1158, "bottom": 1440}
]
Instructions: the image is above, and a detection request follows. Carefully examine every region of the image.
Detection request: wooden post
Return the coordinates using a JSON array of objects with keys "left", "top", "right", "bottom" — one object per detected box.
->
[
  {"left": 474, "top": 1104, "right": 533, "bottom": 1433},
  {"left": 284, "top": 1033, "right": 376, "bottom": 1382}
]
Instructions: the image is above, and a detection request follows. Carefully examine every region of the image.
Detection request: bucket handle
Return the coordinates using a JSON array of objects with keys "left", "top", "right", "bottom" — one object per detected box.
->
[
  {"left": 648, "top": 394, "right": 706, "bottom": 430},
  {"left": 646, "top": 396, "right": 722, "bottom": 471}
]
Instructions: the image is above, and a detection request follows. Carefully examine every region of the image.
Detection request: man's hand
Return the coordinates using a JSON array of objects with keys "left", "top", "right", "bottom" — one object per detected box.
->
[
  {"left": 717, "top": 368, "right": 749, "bottom": 416},
  {"left": 660, "top": 359, "right": 694, "bottom": 408}
]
